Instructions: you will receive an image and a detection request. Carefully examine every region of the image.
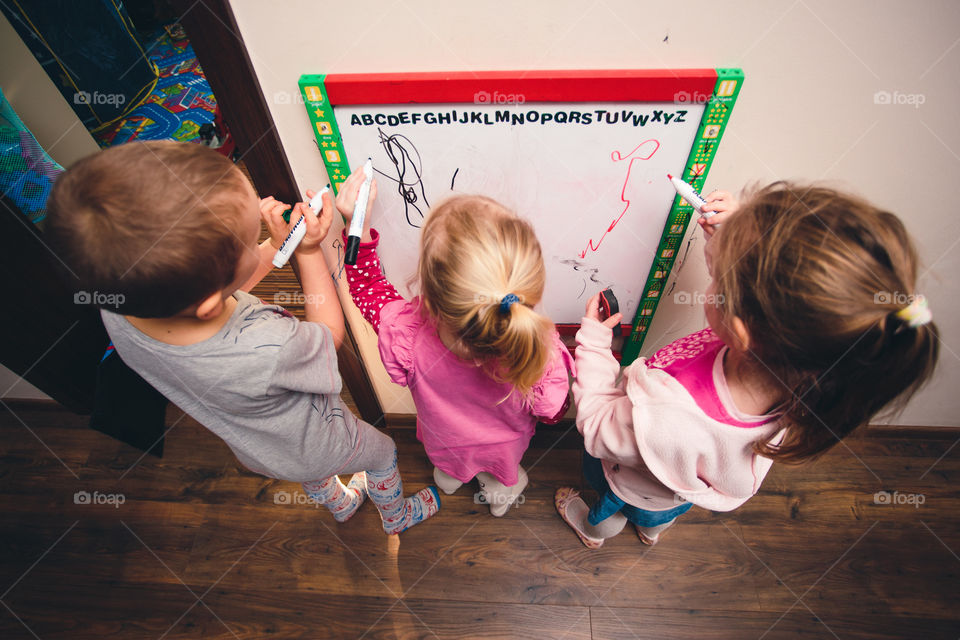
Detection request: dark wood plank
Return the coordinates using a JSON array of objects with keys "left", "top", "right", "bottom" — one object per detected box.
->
[
  {"left": 0, "top": 580, "right": 592, "bottom": 640},
  {"left": 590, "top": 607, "right": 960, "bottom": 640},
  {"left": 0, "top": 198, "right": 108, "bottom": 412},
  {"left": 1, "top": 402, "right": 958, "bottom": 639}
]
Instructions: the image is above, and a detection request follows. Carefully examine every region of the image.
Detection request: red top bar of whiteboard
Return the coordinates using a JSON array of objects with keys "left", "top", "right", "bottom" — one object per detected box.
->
[{"left": 323, "top": 69, "right": 718, "bottom": 104}]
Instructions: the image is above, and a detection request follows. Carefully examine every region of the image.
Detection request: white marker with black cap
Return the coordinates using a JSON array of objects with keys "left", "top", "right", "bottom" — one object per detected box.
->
[{"left": 344, "top": 158, "right": 373, "bottom": 265}]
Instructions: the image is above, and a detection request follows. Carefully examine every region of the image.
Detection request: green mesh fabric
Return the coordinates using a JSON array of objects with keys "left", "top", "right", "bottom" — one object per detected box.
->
[{"left": 0, "top": 88, "right": 64, "bottom": 224}]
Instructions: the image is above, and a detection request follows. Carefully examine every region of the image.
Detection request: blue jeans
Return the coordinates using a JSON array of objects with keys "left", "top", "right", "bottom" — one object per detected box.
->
[{"left": 582, "top": 451, "right": 692, "bottom": 527}]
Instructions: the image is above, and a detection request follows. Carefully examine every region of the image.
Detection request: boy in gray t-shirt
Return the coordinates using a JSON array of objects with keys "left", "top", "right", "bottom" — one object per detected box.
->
[{"left": 46, "top": 141, "right": 439, "bottom": 534}]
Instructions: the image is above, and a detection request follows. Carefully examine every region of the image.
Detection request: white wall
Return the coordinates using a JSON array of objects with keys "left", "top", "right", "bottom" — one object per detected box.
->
[
  {"left": 231, "top": 0, "right": 960, "bottom": 426},
  {"left": 1, "top": 11, "right": 100, "bottom": 401}
]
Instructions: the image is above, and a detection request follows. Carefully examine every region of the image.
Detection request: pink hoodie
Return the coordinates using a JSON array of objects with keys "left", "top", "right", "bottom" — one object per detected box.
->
[{"left": 573, "top": 318, "right": 785, "bottom": 512}]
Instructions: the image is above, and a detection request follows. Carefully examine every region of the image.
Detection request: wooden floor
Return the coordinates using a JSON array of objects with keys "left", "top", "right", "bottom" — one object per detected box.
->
[{"left": 0, "top": 402, "right": 958, "bottom": 639}]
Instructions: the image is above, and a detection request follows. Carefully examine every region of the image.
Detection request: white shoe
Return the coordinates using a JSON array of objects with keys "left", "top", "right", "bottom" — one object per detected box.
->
[{"left": 478, "top": 467, "right": 528, "bottom": 517}]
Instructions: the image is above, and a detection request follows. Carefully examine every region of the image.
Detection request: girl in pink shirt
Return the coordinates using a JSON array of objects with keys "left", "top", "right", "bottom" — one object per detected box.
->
[
  {"left": 336, "top": 167, "right": 574, "bottom": 516},
  {"left": 557, "top": 182, "right": 939, "bottom": 548}
]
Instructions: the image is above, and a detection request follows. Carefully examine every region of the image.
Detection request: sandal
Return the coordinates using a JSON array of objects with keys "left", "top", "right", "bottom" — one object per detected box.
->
[
  {"left": 634, "top": 524, "right": 658, "bottom": 546},
  {"left": 554, "top": 487, "right": 604, "bottom": 549}
]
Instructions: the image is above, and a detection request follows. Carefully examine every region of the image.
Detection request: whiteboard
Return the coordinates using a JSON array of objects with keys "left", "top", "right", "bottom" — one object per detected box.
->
[{"left": 332, "top": 101, "right": 705, "bottom": 323}]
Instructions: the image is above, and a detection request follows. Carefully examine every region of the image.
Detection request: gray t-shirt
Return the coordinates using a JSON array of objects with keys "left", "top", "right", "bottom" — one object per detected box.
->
[{"left": 101, "top": 291, "right": 361, "bottom": 482}]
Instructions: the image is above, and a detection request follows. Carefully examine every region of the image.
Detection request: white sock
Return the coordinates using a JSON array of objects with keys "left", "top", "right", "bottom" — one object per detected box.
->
[
  {"left": 477, "top": 467, "right": 528, "bottom": 517},
  {"left": 433, "top": 467, "right": 464, "bottom": 495}
]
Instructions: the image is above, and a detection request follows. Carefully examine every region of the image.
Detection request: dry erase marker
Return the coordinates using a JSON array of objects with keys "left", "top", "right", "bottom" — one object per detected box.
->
[
  {"left": 598, "top": 287, "right": 622, "bottom": 337},
  {"left": 272, "top": 185, "right": 329, "bottom": 268},
  {"left": 344, "top": 158, "right": 373, "bottom": 266},
  {"left": 667, "top": 174, "right": 712, "bottom": 219}
]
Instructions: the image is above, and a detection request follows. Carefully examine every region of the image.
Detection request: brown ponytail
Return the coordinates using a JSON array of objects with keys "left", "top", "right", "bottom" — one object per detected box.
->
[{"left": 711, "top": 183, "right": 939, "bottom": 463}]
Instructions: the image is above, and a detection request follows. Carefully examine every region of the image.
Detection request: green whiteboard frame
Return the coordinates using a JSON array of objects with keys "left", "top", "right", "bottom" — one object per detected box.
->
[
  {"left": 620, "top": 68, "right": 743, "bottom": 363},
  {"left": 297, "top": 68, "right": 743, "bottom": 363}
]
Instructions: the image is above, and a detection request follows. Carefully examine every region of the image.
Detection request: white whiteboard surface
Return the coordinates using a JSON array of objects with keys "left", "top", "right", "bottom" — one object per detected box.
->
[{"left": 334, "top": 101, "right": 705, "bottom": 323}]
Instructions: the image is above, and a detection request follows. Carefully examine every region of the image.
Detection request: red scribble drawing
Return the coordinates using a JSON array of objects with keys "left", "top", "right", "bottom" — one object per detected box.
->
[{"left": 579, "top": 139, "right": 660, "bottom": 258}]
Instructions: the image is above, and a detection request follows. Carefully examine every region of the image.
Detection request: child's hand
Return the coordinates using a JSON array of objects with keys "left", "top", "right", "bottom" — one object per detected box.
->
[
  {"left": 259, "top": 190, "right": 333, "bottom": 256},
  {"left": 584, "top": 292, "right": 623, "bottom": 329},
  {"left": 335, "top": 165, "right": 378, "bottom": 234},
  {"left": 260, "top": 196, "right": 291, "bottom": 249},
  {"left": 295, "top": 189, "right": 334, "bottom": 254},
  {"left": 698, "top": 190, "right": 738, "bottom": 238}
]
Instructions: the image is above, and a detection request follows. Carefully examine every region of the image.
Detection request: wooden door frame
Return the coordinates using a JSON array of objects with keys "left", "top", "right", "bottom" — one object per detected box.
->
[{"left": 169, "top": 0, "right": 383, "bottom": 425}]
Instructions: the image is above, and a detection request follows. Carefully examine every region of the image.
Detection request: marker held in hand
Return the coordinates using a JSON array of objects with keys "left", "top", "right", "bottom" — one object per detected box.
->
[
  {"left": 599, "top": 287, "right": 622, "bottom": 337},
  {"left": 344, "top": 158, "right": 373, "bottom": 266},
  {"left": 668, "top": 173, "right": 712, "bottom": 219},
  {"left": 272, "top": 185, "right": 329, "bottom": 268}
]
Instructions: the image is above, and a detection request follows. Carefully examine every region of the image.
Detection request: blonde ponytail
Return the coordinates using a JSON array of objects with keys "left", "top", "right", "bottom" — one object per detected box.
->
[
  {"left": 417, "top": 195, "right": 555, "bottom": 397},
  {"left": 462, "top": 294, "right": 554, "bottom": 396}
]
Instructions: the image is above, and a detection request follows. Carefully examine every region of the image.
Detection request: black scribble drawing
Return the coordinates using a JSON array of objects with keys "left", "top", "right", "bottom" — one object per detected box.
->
[
  {"left": 663, "top": 33, "right": 669, "bottom": 44},
  {"left": 674, "top": 236, "right": 697, "bottom": 273},
  {"left": 557, "top": 258, "right": 601, "bottom": 298},
  {"left": 659, "top": 236, "right": 698, "bottom": 300},
  {"left": 375, "top": 127, "right": 429, "bottom": 228},
  {"left": 331, "top": 237, "right": 345, "bottom": 280},
  {"left": 451, "top": 168, "right": 459, "bottom": 190}
]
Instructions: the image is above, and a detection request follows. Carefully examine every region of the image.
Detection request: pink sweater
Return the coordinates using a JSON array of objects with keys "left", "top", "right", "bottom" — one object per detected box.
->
[
  {"left": 573, "top": 318, "right": 785, "bottom": 512},
  {"left": 345, "top": 230, "right": 575, "bottom": 486}
]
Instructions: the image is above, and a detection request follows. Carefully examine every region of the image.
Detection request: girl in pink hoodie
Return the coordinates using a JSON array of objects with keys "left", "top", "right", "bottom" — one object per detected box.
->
[{"left": 556, "top": 182, "right": 939, "bottom": 548}]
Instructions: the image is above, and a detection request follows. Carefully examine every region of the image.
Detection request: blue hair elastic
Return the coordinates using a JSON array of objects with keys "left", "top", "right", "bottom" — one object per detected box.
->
[{"left": 499, "top": 293, "right": 520, "bottom": 314}]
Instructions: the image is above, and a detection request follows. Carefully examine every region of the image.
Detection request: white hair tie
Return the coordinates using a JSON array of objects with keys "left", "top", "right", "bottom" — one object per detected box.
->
[{"left": 895, "top": 295, "right": 932, "bottom": 328}]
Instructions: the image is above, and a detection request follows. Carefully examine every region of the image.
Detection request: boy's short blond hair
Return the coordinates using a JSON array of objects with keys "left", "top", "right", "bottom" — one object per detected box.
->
[{"left": 46, "top": 141, "right": 250, "bottom": 317}]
